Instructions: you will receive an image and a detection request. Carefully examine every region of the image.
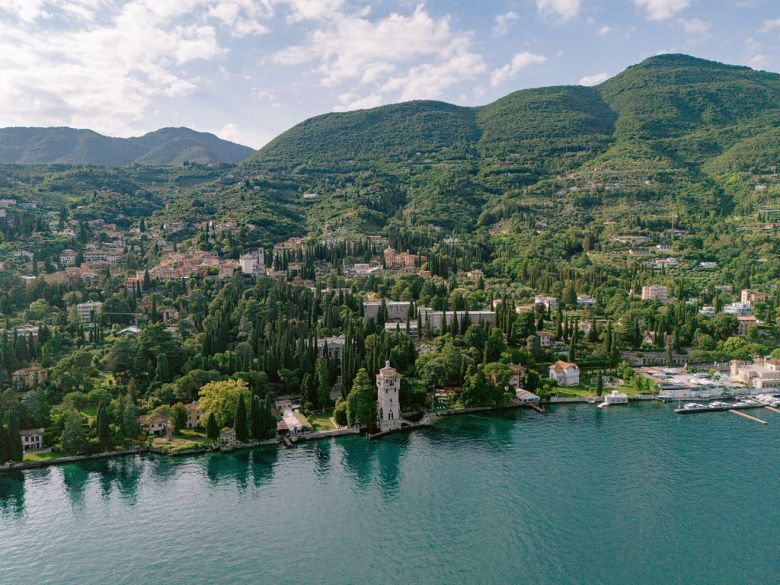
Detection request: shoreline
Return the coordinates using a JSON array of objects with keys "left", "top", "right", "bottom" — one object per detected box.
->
[{"left": 0, "top": 399, "right": 655, "bottom": 474}]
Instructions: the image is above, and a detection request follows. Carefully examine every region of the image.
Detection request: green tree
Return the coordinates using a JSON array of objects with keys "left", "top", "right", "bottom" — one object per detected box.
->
[
  {"left": 61, "top": 409, "right": 88, "bottom": 455},
  {"left": 316, "top": 358, "right": 331, "bottom": 408},
  {"left": 119, "top": 395, "right": 140, "bottom": 443},
  {"left": 198, "top": 379, "right": 252, "bottom": 428},
  {"left": 171, "top": 403, "right": 187, "bottom": 434},
  {"left": 95, "top": 402, "right": 110, "bottom": 451},
  {"left": 345, "top": 369, "right": 376, "bottom": 429},
  {"left": 595, "top": 371, "right": 604, "bottom": 396},
  {"left": 205, "top": 412, "right": 219, "bottom": 441},
  {"left": 234, "top": 393, "right": 248, "bottom": 442},
  {"left": 4, "top": 411, "right": 23, "bottom": 462},
  {"left": 250, "top": 395, "right": 262, "bottom": 440}
]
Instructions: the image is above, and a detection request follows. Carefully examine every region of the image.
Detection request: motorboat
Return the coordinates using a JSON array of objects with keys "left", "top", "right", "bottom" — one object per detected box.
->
[
  {"left": 683, "top": 403, "right": 707, "bottom": 410},
  {"left": 709, "top": 401, "right": 730, "bottom": 408}
]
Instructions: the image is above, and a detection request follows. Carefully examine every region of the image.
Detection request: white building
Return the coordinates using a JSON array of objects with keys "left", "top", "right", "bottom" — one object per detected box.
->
[
  {"left": 239, "top": 249, "right": 265, "bottom": 276},
  {"left": 724, "top": 302, "right": 753, "bottom": 316},
  {"left": 641, "top": 285, "right": 670, "bottom": 302},
  {"left": 576, "top": 294, "right": 597, "bottom": 306},
  {"left": 59, "top": 249, "right": 77, "bottom": 266},
  {"left": 417, "top": 307, "right": 496, "bottom": 334},
  {"left": 77, "top": 300, "right": 103, "bottom": 324},
  {"left": 699, "top": 306, "right": 715, "bottom": 317},
  {"left": 549, "top": 361, "right": 580, "bottom": 386},
  {"left": 730, "top": 359, "right": 780, "bottom": 390},
  {"left": 364, "top": 299, "right": 413, "bottom": 322},
  {"left": 20, "top": 428, "right": 44, "bottom": 452},
  {"left": 376, "top": 361, "right": 401, "bottom": 432}
]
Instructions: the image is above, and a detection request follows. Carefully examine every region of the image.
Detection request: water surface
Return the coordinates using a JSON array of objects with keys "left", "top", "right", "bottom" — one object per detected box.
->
[{"left": 1, "top": 403, "right": 779, "bottom": 585}]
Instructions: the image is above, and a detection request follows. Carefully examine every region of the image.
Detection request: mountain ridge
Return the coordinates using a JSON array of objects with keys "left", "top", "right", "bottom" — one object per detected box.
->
[{"left": 0, "top": 126, "right": 255, "bottom": 166}]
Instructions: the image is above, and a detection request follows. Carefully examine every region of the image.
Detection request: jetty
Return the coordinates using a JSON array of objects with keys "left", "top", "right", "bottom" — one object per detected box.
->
[
  {"left": 674, "top": 403, "right": 763, "bottom": 414},
  {"left": 729, "top": 409, "right": 768, "bottom": 425}
]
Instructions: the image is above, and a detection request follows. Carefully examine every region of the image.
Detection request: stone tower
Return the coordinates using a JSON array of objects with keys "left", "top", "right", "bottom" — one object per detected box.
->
[{"left": 376, "top": 361, "right": 401, "bottom": 432}]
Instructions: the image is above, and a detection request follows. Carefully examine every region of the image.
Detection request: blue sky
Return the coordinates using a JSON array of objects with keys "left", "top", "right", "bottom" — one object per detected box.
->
[{"left": 0, "top": 0, "right": 778, "bottom": 148}]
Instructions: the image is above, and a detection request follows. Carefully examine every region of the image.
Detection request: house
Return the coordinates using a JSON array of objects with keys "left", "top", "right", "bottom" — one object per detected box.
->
[
  {"left": 724, "top": 302, "right": 753, "bottom": 316},
  {"left": 515, "top": 389, "right": 540, "bottom": 404},
  {"left": 383, "top": 247, "right": 417, "bottom": 269},
  {"left": 699, "top": 306, "right": 715, "bottom": 317},
  {"left": 576, "top": 294, "right": 597, "bottom": 306},
  {"left": 537, "top": 331, "right": 554, "bottom": 347},
  {"left": 549, "top": 360, "right": 580, "bottom": 386},
  {"left": 737, "top": 316, "right": 758, "bottom": 336},
  {"left": 220, "top": 428, "right": 237, "bottom": 445},
  {"left": 77, "top": 300, "right": 103, "bottom": 323},
  {"left": 162, "top": 307, "right": 180, "bottom": 323},
  {"left": 20, "top": 428, "right": 44, "bottom": 452},
  {"left": 116, "top": 326, "right": 140, "bottom": 336},
  {"left": 239, "top": 249, "right": 265, "bottom": 276},
  {"left": 59, "top": 249, "right": 77, "bottom": 266},
  {"left": 509, "top": 364, "right": 526, "bottom": 389},
  {"left": 534, "top": 295, "right": 557, "bottom": 311},
  {"left": 140, "top": 414, "right": 168, "bottom": 437},
  {"left": 417, "top": 307, "right": 496, "bottom": 334},
  {"left": 11, "top": 364, "right": 48, "bottom": 388},
  {"left": 641, "top": 285, "right": 670, "bottom": 302},
  {"left": 699, "top": 261, "right": 717, "bottom": 270},
  {"left": 741, "top": 289, "right": 766, "bottom": 305},
  {"left": 184, "top": 401, "right": 201, "bottom": 429}
]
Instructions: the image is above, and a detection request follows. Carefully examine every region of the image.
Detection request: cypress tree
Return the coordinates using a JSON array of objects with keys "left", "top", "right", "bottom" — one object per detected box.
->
[
  {"left": 5, "top": 411, "right": 23, "bottom": 462},
  {"left": 596, "top": 371, "right": 604, "bottom": 396},
  {"left": 95, "top": 402, "right": 110, "bottom": 451},
  {"left": 250, "top": 395, "right": 262, "bottom": 440},
  {"left": 234, "top": 394, "right": 248, "bottom": 442},
  {"left": 206, "top": 412, "right": 219, "bottom": 440}
]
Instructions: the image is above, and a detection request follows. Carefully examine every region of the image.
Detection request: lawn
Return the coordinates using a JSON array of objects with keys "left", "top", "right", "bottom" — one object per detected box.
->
[
  {"left": 152, "top": 430, "right": 211, "bottom": 452},
  {"left": 23, "top": 451, "right": 63, "bottom": 462},
  {"left": 309, "top": 409, "right": 337, "bottom": 431},
  {"left": 552, "top": 385, "right": 596, "bottom": 398}
]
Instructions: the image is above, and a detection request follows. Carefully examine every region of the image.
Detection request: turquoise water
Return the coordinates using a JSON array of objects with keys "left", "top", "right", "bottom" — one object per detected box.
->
[{"left": 1, "top": 403, "right": 779, "bottom": 585}]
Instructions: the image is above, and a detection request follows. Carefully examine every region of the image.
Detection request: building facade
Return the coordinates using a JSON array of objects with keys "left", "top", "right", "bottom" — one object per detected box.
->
[{"left": 376, "top": 361, "right": 402, "bottom": 433}]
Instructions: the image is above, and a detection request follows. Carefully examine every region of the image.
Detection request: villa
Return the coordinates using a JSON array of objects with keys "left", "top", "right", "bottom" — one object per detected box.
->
[{"left": 549, "top": 361, "right": 580, "bottom": 386}]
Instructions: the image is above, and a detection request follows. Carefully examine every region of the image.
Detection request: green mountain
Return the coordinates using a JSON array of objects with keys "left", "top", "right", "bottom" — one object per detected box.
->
[
  {"left": 0, "top": 126, "right": 255, "bottom": 166},
  {"left": 232, "top": 54, "right": 779, "bottom": 235}
]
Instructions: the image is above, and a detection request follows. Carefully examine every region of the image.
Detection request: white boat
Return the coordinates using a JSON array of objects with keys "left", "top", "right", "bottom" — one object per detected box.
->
[
  {"left": 709, "top": 401, "right": 730, "bottom": 408},
  {"left": 597, "top": 390, "right": 629, "bottom": 408},
  {"left": 683, "top": 402, "right": 707, "bottom": 410}
]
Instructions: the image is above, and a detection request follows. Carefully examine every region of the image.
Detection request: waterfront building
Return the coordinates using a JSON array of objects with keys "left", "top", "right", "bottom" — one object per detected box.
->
[
  {"left": 185, "top": 401, "right": 201, "bottom": 429},
  {"left": 20, "top": 428, "right": 44, "bottom": 452},
  {"left": 549, "top": 361, "right": 580, "bottom": 386},
  {"left": 730, "top": 359, "right": 780, "bottom": 390},
  {"left": 376, "top": 361, "right": 401, "bottom": 433}
]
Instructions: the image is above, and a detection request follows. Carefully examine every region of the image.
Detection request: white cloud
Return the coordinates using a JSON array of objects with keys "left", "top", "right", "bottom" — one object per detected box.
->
[
  {"left": 678, "top": 18, "right": 710, "bottom": 37},
  {"left": 490, "top": 51, "right": 546, "bottom": 87},
  {"left": 536, "top": 0, "right": 580, "bottom": 22},
  {"left": 493, "top": 10, "right": 519, "bottom": 36},
  {"left": 0, "top": 0, "right": 276, "bottom": 136},
  {"left": 598, "top": 25, "right": 612, "bottom": 35},
  {"left": 760, "top": 18, "right": 780, "bottom": 33},
  {"left": 281, "top": 0, "right": 343, "bottom": 22},
  {"left": 746, "top": 54, "right": 771, "bottom": 69},
  {"left": 634, "top": 0, "right": 690, "bottom": 21},
  {"left": 274, "top": 4, "right": 485, "bottom": 107},
  {"left": 578, "top": 72, "right": 609, "bottom": 86}
]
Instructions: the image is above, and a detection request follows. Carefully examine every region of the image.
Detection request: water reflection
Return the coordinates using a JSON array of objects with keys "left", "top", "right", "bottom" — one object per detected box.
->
[
  {"left": 0, "top": 471, "right": 26, "bottom": 519},
  {"left": 376, "top": 437, "right": 405, "bottom": 496},
  {"left": 61, "top": 464, "right": 90, "bottom": 510},
  {"left": 311, "top": 442, "right": 332, "bottom": 480},
  {"left": 339, "top": 437, "right": 377, "bottom": 488}
]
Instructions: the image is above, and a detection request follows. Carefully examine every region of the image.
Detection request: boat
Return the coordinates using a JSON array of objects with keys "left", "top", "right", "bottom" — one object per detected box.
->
[
  {"left": 683, "top": 402, "right": 707, "bottom": 410},
  {"left": 597, "top": 390, "right": 629, "bottom": 408},
  {"left": 709, "top": 401, "right": 730, "bottom": 408}
]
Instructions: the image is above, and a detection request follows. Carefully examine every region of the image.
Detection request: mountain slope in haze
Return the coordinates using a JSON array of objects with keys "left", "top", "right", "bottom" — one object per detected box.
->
[
  {"left": 237, "top": 54, "right": 780, "bottom": 234},
  {"left": 0, "top": 127, "right": 255, "bottom": 166}
]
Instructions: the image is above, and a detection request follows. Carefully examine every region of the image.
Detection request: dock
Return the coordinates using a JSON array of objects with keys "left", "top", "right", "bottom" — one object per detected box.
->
[
  {"left": 729, "top": 409, "right": 768, "bottom": 425},
  {"left": 765, "top": 406, "right": 780, "bottom": 414},
  {"left": 674, "top": 403, "right": 763, "bottom": 414}
]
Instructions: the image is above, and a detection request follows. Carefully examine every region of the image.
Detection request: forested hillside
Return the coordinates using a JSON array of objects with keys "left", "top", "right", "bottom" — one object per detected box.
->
[{"left": 0, "top": 127, "right": 255, "bottom": 166}]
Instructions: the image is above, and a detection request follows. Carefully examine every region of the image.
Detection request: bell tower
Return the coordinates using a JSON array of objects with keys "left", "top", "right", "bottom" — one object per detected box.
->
[{"left": 376, "top": 361, "right": 401, "bottom": 432}]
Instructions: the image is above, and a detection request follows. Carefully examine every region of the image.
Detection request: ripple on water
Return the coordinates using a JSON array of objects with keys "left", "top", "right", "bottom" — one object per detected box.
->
[{"left": 1, "top": 404, "right": 779, "bottom": 585}]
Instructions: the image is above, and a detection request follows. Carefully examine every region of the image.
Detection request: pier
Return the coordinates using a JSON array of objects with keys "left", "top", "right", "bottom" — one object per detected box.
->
[{"left": 729, "top": 410, "right": 768, "bottom": 425}]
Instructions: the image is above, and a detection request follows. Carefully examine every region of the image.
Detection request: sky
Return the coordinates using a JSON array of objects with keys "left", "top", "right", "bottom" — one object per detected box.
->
[{"left": 0, "top": 0, "right": 778, "bottom": 148}]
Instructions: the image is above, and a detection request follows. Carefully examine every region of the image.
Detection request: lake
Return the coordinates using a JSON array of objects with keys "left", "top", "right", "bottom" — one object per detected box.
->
[{"left": 1, "top": 403, "right": 779, "bottom": 585}]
